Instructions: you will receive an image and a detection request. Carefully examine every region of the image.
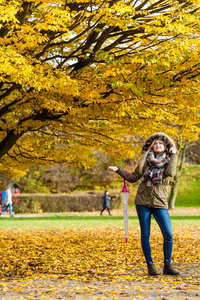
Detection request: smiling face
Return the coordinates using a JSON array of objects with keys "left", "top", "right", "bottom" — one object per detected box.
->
[{"left": 153, "top": 139, "right": 166, "bottom": 155}]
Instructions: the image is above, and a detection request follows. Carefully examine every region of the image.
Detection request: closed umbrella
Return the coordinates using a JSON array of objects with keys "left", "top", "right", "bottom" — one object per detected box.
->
[{"left": 120, "top": 171, "right": 130, "bottom": 243}]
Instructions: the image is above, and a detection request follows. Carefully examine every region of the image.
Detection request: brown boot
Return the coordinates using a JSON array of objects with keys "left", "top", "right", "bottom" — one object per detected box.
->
[
  {"left": 147, "top": 263, "right": 159, "bottom": 276},
  {"left": 163, "top": 264, "right": 179, "bottom": 275}
]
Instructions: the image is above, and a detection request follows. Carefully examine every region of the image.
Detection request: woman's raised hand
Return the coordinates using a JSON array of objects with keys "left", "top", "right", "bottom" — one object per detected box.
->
[
  {"left": 108, "top": 166, "right": 119, "bottom": 172},
  {"left": 169, "top": 146, "right": 176, "bottom": 154}
]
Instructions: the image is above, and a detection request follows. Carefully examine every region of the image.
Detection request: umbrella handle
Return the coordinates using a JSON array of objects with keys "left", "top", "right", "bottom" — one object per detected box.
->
[
  {"left": 124, "top": 171, "right": 129, "bottom": 185},
  {"left": 122, "top": 170, "right": 129, "bottom": 192},
  {"left": 123, "top": 171, "right": 129, "bottom": 189}
]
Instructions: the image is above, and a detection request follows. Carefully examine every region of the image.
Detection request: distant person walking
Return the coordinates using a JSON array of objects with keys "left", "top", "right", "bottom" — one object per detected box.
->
[
  {"left": 100, "top": 191, "right": 112, "bottom": 216},
  {"left": 1, "top": 187, "right": 13, "bottom": 217},
  {"left": 13, "top": 188, "right": 19, "bottom": 205}
]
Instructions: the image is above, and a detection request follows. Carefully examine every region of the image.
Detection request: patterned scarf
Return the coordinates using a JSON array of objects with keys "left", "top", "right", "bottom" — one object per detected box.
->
[{"left": 143, "top": 151, "right": 168, "bottom": 185}]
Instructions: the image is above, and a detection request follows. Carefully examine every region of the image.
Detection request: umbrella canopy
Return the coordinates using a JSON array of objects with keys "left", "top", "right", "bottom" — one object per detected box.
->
[{"left": 120, "top": 171, "right": 130, "bottom": 243}]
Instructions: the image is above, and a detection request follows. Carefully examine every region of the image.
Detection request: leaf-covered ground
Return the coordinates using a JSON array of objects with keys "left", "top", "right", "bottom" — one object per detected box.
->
[{"left": 0, "top": 225, "right": 199, "bottom": 299}]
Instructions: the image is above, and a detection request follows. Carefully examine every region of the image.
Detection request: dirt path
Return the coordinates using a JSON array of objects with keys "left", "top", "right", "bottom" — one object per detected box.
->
[
  {"left": 0, "top": 263, "right": 199, "bottom": 300},
  {"left": 1, "top": 207, "right": 200, "bottom": 218}
]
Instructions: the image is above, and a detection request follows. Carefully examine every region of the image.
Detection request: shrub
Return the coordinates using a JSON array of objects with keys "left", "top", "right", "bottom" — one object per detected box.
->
[{"left": 12, "top": 192, "right": 121, "bottom": 213}]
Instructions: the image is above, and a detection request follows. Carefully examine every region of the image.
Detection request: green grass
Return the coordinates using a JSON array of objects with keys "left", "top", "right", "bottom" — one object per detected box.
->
[
  {"left": 0, "top": 215, "right": 136, "bottom": 229},
  {"left": 175, "top": 164, "right": 200, "bottom": 207},
  {"left": 0, "top": 214, "right": 199, "bottom": 229}
]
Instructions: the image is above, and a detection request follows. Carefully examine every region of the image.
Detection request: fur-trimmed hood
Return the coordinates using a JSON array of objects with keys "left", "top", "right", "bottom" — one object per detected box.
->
[{"left": 142, "top": 132, "right": 176, "bottom": 154}]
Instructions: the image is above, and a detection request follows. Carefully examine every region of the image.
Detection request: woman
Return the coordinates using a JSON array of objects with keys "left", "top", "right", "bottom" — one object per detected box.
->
[
  {"left": 1, "top": 186, "right": 13, "bottom": 217},
  {"left": 100, "top": 190, "right": 112, "bottom": 216},
  {"left": 108, "top": 132, "right": 179, "bottom": 276}
]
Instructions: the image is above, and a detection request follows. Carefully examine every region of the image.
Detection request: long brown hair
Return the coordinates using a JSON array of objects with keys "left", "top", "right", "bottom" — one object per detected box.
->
[{"left": 138, "top": 139, "right": 166, "bottom": 175}]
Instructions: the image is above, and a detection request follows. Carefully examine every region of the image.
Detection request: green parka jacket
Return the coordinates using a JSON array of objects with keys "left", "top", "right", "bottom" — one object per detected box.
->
[{"left": 117, "top": 153, "right": 177, "bottom": 209}]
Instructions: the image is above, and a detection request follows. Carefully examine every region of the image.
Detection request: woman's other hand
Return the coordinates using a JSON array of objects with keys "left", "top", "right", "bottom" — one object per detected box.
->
[{"left": 108, "top": 166, "right": 119, "bottom": 172}]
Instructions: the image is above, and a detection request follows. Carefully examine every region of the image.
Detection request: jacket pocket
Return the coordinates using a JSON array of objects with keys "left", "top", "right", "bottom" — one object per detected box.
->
[
  {"left": 137, "top": 182, "right": 146, "bottom": 194},
  {"left": 153, "top": 185, "right": 168, "bottom": 201}
]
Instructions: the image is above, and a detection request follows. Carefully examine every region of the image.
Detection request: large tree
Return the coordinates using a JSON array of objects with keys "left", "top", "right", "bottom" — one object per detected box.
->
[{"left": 0, "top": 0, "right": 200, "bottom": 176}]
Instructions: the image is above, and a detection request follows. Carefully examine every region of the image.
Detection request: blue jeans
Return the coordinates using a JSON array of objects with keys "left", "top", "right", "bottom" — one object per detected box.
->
[
  {"left": 136, "top": 205, "right": 173, "bottom": 265},
  {"left": 2, "top": 203, "right": 12, "bottom": 216}
]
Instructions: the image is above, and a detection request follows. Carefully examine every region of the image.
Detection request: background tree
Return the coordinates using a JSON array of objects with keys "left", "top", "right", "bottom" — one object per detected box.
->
[
  {"left": 168, "top": 138, "right": 200, "bottom": 209},
  {"left": 0, "top": 0, "right": 200, "bottom": 176},
  {"left": 17, "top": 151, "right": 124, "bottom": 193},
  {"left": 168, "top": 142, "right": 187, "bottom": 209},
  {"left": 18, "top": 167, "right": 50, "bottom": 193},
  {"left": 185, "top": 139, "right": 200, "bottom": 164}
]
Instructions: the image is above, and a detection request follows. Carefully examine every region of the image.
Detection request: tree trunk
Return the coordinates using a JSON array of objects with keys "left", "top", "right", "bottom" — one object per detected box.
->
[
  {"left": 168, "top": 144, "right": 187, "bottom": 209},
  {"left": 168, "top": 175, "right": 179, "bottom": 209},
  {"left": 0, "top": 130, "right": 24, "bottom": 159}
]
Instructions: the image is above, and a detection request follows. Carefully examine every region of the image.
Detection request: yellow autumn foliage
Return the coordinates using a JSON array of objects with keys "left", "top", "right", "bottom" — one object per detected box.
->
[
  {"left": 0, "top": 226, "right": 199, "bottom": 281},
  {"left": 0, "top": 0, "right": 200, "bottom": 175}
]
